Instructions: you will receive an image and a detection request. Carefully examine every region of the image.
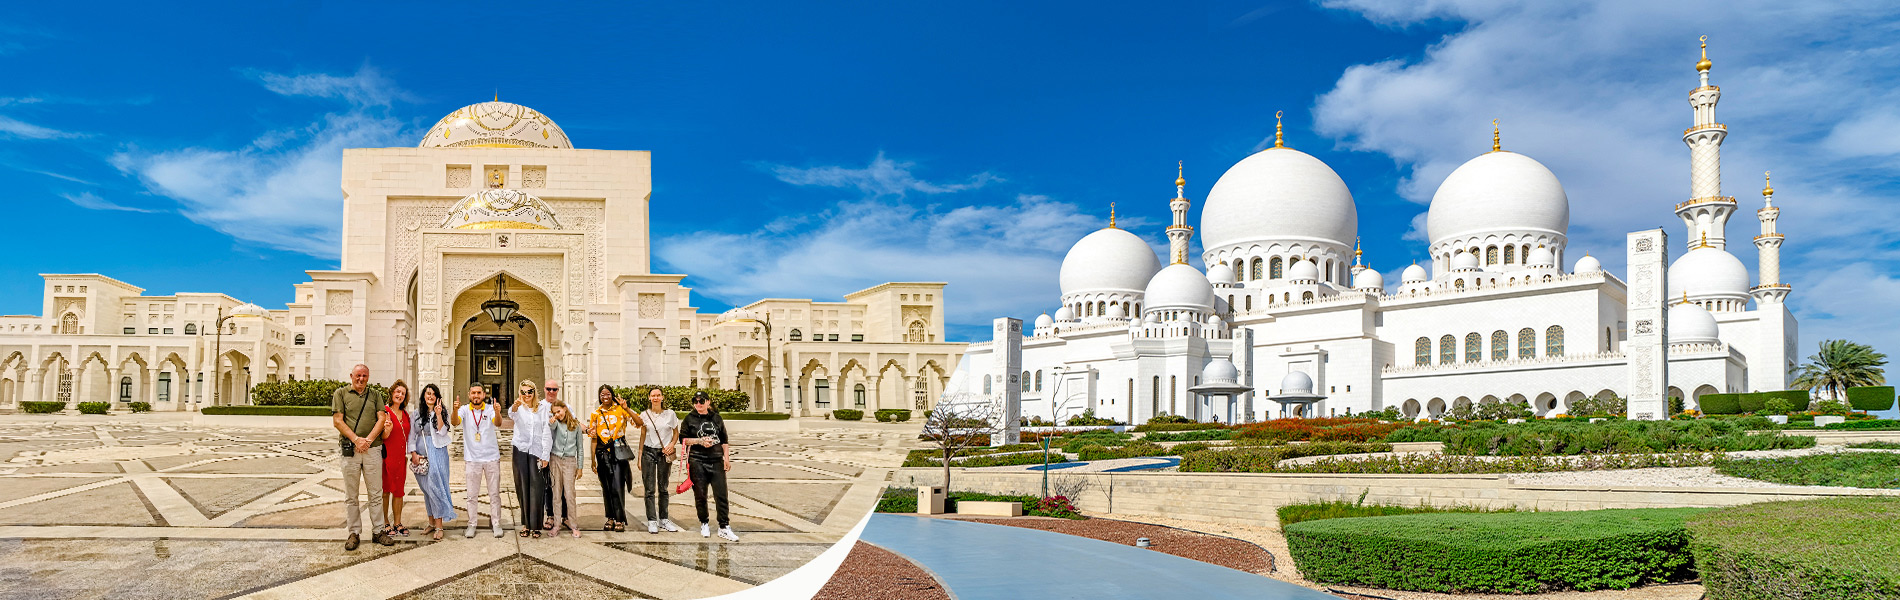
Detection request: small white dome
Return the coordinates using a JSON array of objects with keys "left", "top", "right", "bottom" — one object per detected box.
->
[
  {"left": 1054, "top": 306, "right": 1074, "bottom": 322},
  {"left": 1401, "top": 263, "right": 1429, "bottom": 283},
  {"left": 1452, "top": 252, "right": 1480, "bottom": 271},
  {"left": 1667, "top": 246, "right": 1751, "bottom": 301},
  {"left": 1034, "top": 313, "right": 1054, "bottom": 330},
  {"left": 1354, "top": 268, "right": 1385, "bottom": 291},
  {"left": 1206, "top": 261, "right": 1236, "bottom": 284},
  {"left": 1108, "top": 303, "right": 1127, "bottom": 319},
  {"left": 1669, "top": 302, "right": 1721, "bottom": 344},
  {"left": 1426, "top": 150, "right": 1570, "bottom": 244},
  {"left": 1144, "top": 312, "right": 1161, "bottom": 324},
  {"left": 1059, "top": 227, "right": 1162, "bottom": 297},
  {"left": 1574, "top": 254, "right": 1602, "bottom": 273},
  {"left": 1288, "top": 259, "right": 1319, "bottom": 281},
  {"left": 1202, "top": 359, "right": 1240, "bottom": 384},
  {"left": 1143, "top": 264, "right": 1216, "bottom": 312},
  {"left": 1278, "top": 371, "right": 1314, "bottom": 395},
  {"left": 1202, "top": 148, "right": 1358, "bottom": 252},
  {"left": 422, "top": 101, "right": 573, "bottom": 149},
  {"left": 1527, "top": 245, "right": 1556, "bottom": 267}
]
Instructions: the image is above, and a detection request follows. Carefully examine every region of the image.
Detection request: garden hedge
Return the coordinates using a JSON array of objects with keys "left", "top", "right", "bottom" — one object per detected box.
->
[
  {"left": 1698, "top": 393, "right": 1743, "bottom": 415},
  {"left": 77, "top": 402, "right": 109, "bottom": 415},
  {"left": 1177, "top": 442, "right": 1389, "bottom": 473},
  {"left": 672, "top": 411, "right": 789, "bottom": 421},
  {"left": 1737, "top": 392, "right": 1768, "bottom": 414},
  {"left": 1440, "top": 418, "right": 1810, "bottom": 456},
  {"left": 832, "top": 409, "right": 864, "bottom": 421},
  {"left": 1688, "top": 498, "right": 1900, "bottom": 600},
  {"left": 202, "top": 406, "right": 332, "bottom": 416},
  {"left": 252, "top": 380, "right": 388, "bottom": 407},
  {"left": 1285, "top": 508, "right": 1707, "bottom": 593},
  {"left": 1745, "top": 390, "right": 1812, "bottom": 413},
  {"left": 128, "top": 402, "right": 152, "bottom": 413},
  {"left": 1848, "top": 386, "right": 1897, "bottom": 411},
  {"left": 613, "top": 386, "right": 750, "bottom": 412},
  {"left": 874, "top": 409, "right": 912, "bottom": 422},
  {"left": 21, "top": 401, "right": 65, "bottom": 414}
]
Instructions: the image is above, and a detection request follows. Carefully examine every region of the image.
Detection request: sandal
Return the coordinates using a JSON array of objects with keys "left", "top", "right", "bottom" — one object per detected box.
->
[
  {"left": 531, "top": 530, "right": 542, "bottom": 539},
  {"left": 519, "top": 528, "right": 531, "bottom": 537},
  {"left": 430, "top": 527, "right": 444, "bottom": 541},
  {"left": 393, "top": 525, "right": 410, "bottom": 536}
]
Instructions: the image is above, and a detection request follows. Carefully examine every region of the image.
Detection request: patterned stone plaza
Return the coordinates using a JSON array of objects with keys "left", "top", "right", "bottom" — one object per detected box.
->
[{"left": 0, "top": 413, "right": 911, "bottom": 599}]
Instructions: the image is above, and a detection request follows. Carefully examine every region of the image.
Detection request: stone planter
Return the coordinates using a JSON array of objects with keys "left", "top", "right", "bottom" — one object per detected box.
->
[
  {"left": 1768, "top": 415, "right": 1789, "bottom": 425},
  {"left": 1392, "top": 442, "right": 1445, "bottom": 454},
  {"left": 1815, "top": 415, "right": 1847, "bottom": 427}
]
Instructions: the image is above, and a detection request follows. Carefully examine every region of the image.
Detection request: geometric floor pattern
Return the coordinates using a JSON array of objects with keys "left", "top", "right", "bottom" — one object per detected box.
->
[{"left": 0, "top": 413, "right": 915, "bottom": 599}]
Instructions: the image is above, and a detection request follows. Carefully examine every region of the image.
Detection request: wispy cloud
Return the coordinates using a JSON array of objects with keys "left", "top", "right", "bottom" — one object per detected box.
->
[
  {"left": 1313, "top": 0, "right": 1900, "bottom": 352},
  {"left": 112, "top": 67, "right": 411, "bottom": 258},
  {"left": 0, "top": 115, "right": 79, "bottom": 139},
  {"left": 61, "top": 191, "right": 157, "bottom": 213},
  {"left": 659, "top": 155, "right": 1100, "bottom": 337}
]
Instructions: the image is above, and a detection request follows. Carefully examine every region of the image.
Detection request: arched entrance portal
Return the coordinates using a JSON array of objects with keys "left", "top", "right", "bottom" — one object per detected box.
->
[{"left": 449, "top": 276, "right": 553, "bottom": 403}]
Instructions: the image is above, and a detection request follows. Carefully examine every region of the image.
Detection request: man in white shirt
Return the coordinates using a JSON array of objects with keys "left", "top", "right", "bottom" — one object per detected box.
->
[{"left": 452, "top": 384, "right": 505, "bottom": 538}]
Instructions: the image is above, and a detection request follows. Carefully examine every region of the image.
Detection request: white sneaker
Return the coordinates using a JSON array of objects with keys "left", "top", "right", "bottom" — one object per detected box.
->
[
  {"left": 660, "top": 519, "right": 681, "bottom": 532},
  {"left": 647, "top": 520, "right": 659, "bottom": 534},
  {"left": 464, "top": 525, "right": 476, "bottom": 539},
  {"left": 492, "top": 525, "right": 505, "bottom": 538},
  {"left": 700, "top": 523, "right": 710, "bottom": 538},
  {"left": 718, "top": 527, "right": 739, "bottom": 542}
]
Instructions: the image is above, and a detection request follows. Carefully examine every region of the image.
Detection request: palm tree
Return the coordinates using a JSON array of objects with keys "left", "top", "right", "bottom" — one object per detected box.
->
[{"left": 1791, "top": 339, "right": 1887, "bottom": 400}]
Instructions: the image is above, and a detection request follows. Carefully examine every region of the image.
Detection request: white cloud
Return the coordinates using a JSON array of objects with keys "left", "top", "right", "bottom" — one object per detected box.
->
[
  {"left": 112, "top": 67, "right": 410, "bottom": 258},
  {"left": 659, "top": 156, "right": 1102, "bottom": 337},
  {"left": 0, "top": 115, "right": 78, "bottom": 139},
  {"left": 61, "top": 191, "right": 157, "bottom": 213},
  {"left": 1313, "top": 0, "right": 1900, "bottom": 354}
]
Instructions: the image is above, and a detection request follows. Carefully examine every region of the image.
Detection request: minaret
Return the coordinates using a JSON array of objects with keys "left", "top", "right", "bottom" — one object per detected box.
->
[
  {"left": 1349, "top": 238, "right": 1366, "bottom": 274},
  {"left": 1677, "top": 35, "right": 1736, "bottom": 250},
  {"left": 1753, "top": 171, "right": 1791, "bottom": 303},
  {"left": 1166, "top": 162, "right": 1193, "bottom": 265}
]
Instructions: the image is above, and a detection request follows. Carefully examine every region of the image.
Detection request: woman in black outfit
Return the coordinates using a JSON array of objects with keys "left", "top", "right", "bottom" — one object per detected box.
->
[{"left": 680, "top": 391, "right": 736, "bottom": 541}]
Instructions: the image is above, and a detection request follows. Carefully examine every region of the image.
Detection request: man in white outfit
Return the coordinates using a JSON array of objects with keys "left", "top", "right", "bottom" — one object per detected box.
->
[{"left": 453, "top": 384, "right": 505, "bottom": 538}]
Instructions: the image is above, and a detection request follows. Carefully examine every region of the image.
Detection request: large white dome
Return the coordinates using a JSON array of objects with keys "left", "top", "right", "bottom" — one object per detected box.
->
[
  {"left": 1059, "top": 227, "right": 1161, "bottom": 296},
  {"left": 1426, "top": 151, "right": 1569, "bottom": 244},
  {"left": 1143, "top": 263, "right": 1215, "bottom": 312},
  {"left": 1201, "top": 148, "right": 1358, "bottom": 251},
  {"left": 421, "top": 101, "right": 573, "bottom": 149},
  {"left": 1667, "top": 246, "right": 1751, "bottom": 300},
  {"left": 1669, "top": 302, "right": 1721, "bottom": 344}
]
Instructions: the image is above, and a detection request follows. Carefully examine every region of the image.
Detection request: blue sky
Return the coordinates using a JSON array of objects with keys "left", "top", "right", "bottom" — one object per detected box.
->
[{"left": 5, "top": 2, "right": 1900, "bottom": 353}]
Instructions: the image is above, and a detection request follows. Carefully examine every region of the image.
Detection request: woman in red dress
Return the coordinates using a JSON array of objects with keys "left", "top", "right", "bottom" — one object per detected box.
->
[{"left": 380, "top": 380, "right": 413, "bottom": 536}]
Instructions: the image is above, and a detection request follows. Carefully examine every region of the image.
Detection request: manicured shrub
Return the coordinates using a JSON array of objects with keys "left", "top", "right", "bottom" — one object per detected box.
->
[
  {"left": 877, "top": 486, "right": 919, "bottom": 513},
  {"left": 1755, "top": 389, "right": 1814, "bottom": 412},
  {"left": 1076, "top": 441, "right": 1166, "bottom": 461},
  {"left": 1285, "top": 508, "right": 1707, "bottom": 593},
  {"left": 1063, "top": 408, "right": 1121, "bottom": 426},
  {"left": 1848, "top": 386, "right": 1898, "bottom": 411},
  {"left": 201, "top": 405, "right": 331, "bottom": 416},
  {"left": 1441, "top": 418, "right": 1813, "bottom": 456},
  {"left": 1170, "top": 442, "right": 1212, "bottom": 454},
  {"left": 1848, "top": 441, "right": 1900, "bottom": 449},
  {"left": 832, "top": 409, "right": 863, "bottom": 421},
  {"left": 875, "top": 409, "right": 912, "bottom": 422},
  {"left": 1812, "top": 399, "right": 1852, "bottom": 415},
  {"left": 1764, "top": 397, "right": 1796, "bottom": 414},
  {"left": 1385, "top": 422, "right": 1459, "bottom": 443},
  {"left": 1688, "top": 498, "right": 1900, "bottom": 600},
  {"left": 1131, "top": 421, "right": 1229, "bottom": 432},
  {"left": 77, "top": 402, "right": 109, "bottom": 415},
  {"left": 1146, "top": 414, "right": 1193, "bottom": 425},
  {"left": 1311, "top": 421, "right": 1405, "bottom": 442},
  {"left": 1177, "top": 442, "right": 1390, "bottom": 473},
  {"left": 128, "top": 402, "right": 152, "bottom": 413},
  {"left": 1280, "top": 452, "right": 1719, "bottom": 474},
  {"left": 1713, "top": 452, "right": 1900, "bottom": 488},
  {"left": 1141, "top": 429, "right": 1233, "bottom": 442},
  {"left": 1699, "top": 393, "right": 1743, "bottom": 415},
  {"left": 1737, "top": 392, "right": 1768, "bottom": 414},
  {"left": 615, "top": 386, "right": 750, "bottom": 412},
  {"left": 1823, "top": 419, "right": 1900, "bottom": 430},
  {"left": 21, "top": 401, "right": 65, "bottom": 414},
  {"left": 687, "top": 411, "right": 790, "bottom": 420},
  {"left": 1278, "top": 499, "right": 1517, "bottom": 527},
  {"left": 252, "top": 380, "right": 389, "bottom": 407}
]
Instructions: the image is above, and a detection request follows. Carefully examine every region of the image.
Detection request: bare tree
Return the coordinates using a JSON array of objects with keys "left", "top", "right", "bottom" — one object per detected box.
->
[
  {"left": 1047, "top": 472, "right": 1094, "bottom": 501},
  {"left": 920, "top": 393, "right": 1004, "bottom": 496}
]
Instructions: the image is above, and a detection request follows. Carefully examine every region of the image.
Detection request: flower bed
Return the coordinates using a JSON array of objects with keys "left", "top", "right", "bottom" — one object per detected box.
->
[
  {"left": 1286, "top": 508, "right": 1707, "bottom": 593},
  {"left": 1275, "top": 452, "right": 1719, "bottom": 475},
  {"left": 1140, "top": 428, "right": 1235, "bottom": 442},
  {"left": 1438, "top": 418, "right": 1812, "bottom": 456},
  {"left": 1176, "top": 442, "right": 1391, "bottom": 473},
  {"left": 1688, "top": 498, "right": 1900, "bottom": 600}
]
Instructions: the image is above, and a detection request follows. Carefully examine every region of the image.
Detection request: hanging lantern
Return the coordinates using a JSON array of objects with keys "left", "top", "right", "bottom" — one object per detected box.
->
[{"left": 482, "top": 274, "right": 519, "bottom": 325}]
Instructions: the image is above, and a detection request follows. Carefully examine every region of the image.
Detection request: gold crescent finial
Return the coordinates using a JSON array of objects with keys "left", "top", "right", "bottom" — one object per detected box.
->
[
  {"left": 1108, "top": 202, "right": 1117, "bottom": 229},
  {"left": 1696, "top": 36, "right": 1712, "bottom": 72},
  {"left": 1491, "top": 119, "right": 1501, "bottom": 152},
  {"left": 1273, "top": 110, "right": 1285, "bottom": 148},
  {"left": 1176, "top": 161, "right": 1185, "bottom": 188},
  {"left": 1763, "top": 170, "right": 1774, "bottom": 196},
  {"left": 494, "top": 89, "right": 499, "bottom": 102}
]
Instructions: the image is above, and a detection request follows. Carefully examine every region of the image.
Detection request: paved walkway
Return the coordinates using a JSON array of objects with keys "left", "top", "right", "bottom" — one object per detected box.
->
[
  {"left": 0, "top": 414, "right": 915, "bottom": 599},
  {"left": 861, "top": 513, "right": 1341, "bottom": 600}
]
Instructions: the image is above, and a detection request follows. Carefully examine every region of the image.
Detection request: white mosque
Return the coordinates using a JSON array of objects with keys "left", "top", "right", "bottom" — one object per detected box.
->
[
  {"left": 951, "top": 41, "right": 1797, "bottom": 423},
  {"left": 0, "top": 100, "right": 965, "bottom": 416}
]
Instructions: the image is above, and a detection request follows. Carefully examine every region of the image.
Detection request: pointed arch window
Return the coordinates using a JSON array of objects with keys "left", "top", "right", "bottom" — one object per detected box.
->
[
  {"left": 789, "top": 329, "right": 802, "bottom": 341},
  {"left": 184, "top": 323, "right": 197, "bottom": 335},
  {"left": 1454, "top": 279, "right": 1465, "bottom": 289},
  {"left": 1464, "top": 333, "right": 1482, "bottom": 362},
  {"left": 1485, "top": 246, "right": 1498, "bottom": 265},
  {"left": 1301, "top": 291, "right": 1314, "bottom": 301},
  {"left": 1269, "top": 257, "right": 1284, "bottom": 279},
  {"left": 1517, "top": 328, "right": 1535, "bottom": 359},
  {"left": 1250, "top": 257, "right": 1263, "bottom": 280},
  {"left": 680, "top": 337, "right": 691, "bottom": 349},
  {"left": 294, "top": 334, "right": 306, "bottom": 346},
  {"left": 1503, "top": 246, "right": 1516, "bottom": 264},
  {"left": 119, "top": 377, "right": 133, "bottom": 401},
  {"left": 1034, "top": 370, "right": 1043, "bottom": 391},
  {"left": 1439, "top": 335, "right": 1455, "bottom": 364},
  {"left": 1546, "top": 326, "right": 1565, "bottom": 357},
  {"left": 1490, "top": 330, "right": 1508, "bottom": 361},
  {"left": 1022, "top": 371, "right": 1031, "bottom": 392},
  {"left": 983, "top": 375, "right": 993, "bottom": 395},
  {"left": 1415, "top": 337, "right": 1431, "bottom": 366}
]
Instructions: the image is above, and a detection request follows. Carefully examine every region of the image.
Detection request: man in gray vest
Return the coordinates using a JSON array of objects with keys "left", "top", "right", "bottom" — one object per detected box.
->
[{"left": 332, "top": 364, "right": 392, "bottom": 550}]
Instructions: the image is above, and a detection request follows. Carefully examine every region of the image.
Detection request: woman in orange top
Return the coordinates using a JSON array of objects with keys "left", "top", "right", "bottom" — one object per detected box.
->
[{"left": 584, "top": 385, "right": 641, "bottom": 531}]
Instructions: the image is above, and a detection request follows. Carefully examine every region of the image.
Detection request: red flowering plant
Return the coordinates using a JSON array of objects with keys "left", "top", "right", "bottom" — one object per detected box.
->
[{"left": 1035, "top": 495, "right": 1082, "bottom": 519}]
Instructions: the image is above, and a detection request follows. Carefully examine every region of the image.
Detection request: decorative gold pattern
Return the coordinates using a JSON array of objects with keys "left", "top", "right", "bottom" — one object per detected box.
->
[
  {"left": 1272, "top": 110, "right": 1285, "bottom": 149},
  {"left": 1683, "top": 123, "right": 1727, "bottom": 135},
  {"left": 1674, "top": 195, "right": 1735, "bottom": 211},
  {"left": 1108, "top": 202, "right": 1117, "bottom": 229},
  {"left": 420, "top": 101, "right": 572, "bottom": 149},
  {"left": 1490, "top": 119, "right": 1502, "bottom": 152},
  {"left": 440, "top": 188, "right": 563, "bottom": 230}
]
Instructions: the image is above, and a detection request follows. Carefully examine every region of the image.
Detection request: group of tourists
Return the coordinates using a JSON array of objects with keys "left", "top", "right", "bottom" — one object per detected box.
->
[{"left": 330, "top": 363, "right": 736, "bottom": 551}]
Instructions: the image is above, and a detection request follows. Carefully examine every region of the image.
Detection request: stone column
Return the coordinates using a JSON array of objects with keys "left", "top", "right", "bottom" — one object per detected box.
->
[
  {"left": 993, "top": 317, "right": 1024, "bottom": 445},
  {"left": 1626, "top": 229, "right": 1670, "bottom": 420},
  {"left": 25, "top": 371, "right": 41, "bottom": 404},
  {"left": 147, "top": 368, "right": 163, "bottom": 407},
  {"left": 867, "top": 375, "right": 882, "bottom": 411}
]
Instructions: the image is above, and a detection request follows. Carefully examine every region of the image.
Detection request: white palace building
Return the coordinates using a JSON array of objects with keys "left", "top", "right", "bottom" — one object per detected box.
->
[
  {"left": 951, "top": 42, "right": 1797, "bottom": 423},
  {"left": 0, "top": 100, "right": 964, "bottom": 415}
]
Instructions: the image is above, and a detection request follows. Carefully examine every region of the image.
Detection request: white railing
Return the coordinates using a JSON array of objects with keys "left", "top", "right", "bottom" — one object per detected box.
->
[
  {"left": 1382, "top": 351, "right": 1626, "bottom": 375},
  {"left": 1380, "top": 270, "right": 1613, "bottom": 304}
]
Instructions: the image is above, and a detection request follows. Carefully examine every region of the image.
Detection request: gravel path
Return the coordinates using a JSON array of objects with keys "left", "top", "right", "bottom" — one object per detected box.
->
[
  {"left": 956, "top": 515, "right": 1276, "bottom": 575},
  {"left": 813, "top": 541, "right": 951, "bottom": 600}
]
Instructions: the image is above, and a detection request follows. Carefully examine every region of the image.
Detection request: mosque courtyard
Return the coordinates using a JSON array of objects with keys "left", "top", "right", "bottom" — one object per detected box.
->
[{"left": 0, "top": 412, "right": 913, "bottom": 600}]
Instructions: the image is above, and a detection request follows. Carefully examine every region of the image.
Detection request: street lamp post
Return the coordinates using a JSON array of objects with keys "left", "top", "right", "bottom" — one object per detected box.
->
[{"left": 210, "top": 302, "right": 267, "bottom": 407}]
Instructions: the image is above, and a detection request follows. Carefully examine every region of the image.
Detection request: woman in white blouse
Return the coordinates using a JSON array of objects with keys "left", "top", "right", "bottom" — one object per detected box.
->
[{"left": 508, "top": 379, "right": 552, "bottom": 538}]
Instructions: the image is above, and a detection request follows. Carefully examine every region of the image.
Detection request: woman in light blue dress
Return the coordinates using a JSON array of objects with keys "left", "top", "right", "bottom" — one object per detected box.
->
[{"left": 409, "top": 383, "right": 457, "bottom": 540}]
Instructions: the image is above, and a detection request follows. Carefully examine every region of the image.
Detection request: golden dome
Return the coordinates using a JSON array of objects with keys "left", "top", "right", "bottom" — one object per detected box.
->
[
  {"left": 421, "top": 100, "right": 572, "bottom": 149},
  {"left": 1175, "top": 161, "right": 1186, "bottom": 187},
  {"left": 1762, "top": 171, "right": 1774, "bottom": 196},
  {"left": 1696, "top": 36, "right": 1713, "bottom": 72}
]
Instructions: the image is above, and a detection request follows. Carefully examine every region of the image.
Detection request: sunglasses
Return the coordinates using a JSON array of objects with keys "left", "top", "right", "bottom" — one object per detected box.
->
[{"left": 545, "top": 387, "right": 560, "bottom": 391}]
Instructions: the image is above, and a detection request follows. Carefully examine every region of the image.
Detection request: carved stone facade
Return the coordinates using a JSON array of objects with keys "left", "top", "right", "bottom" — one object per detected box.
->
[{"left": 1626, "top": 229, "right": 1669, "bottom": 420}]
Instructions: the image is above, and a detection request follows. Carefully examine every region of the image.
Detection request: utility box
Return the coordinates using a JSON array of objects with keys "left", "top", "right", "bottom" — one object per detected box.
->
[{"left": 919, "top": 485, "right": 946, "bottom": 515}]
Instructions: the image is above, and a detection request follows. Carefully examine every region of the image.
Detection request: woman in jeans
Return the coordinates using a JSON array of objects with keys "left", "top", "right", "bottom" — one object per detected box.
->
[
  {"left": 546, "top": 400, "right": 584, "bottom": 538},
  {"left": 636, "top": 387, "right": 680, "bottom": 534},
  {"left": 508, "top": 380, "right": 551, "bottom": 538},
  {"left": 409, "top": 383, "right": 456, "bottom": 541},
  {"left": 680, "top": 391, "right": 736, "bottom": 541},
  {"left": 585, "top": 385, "right": 638, "bottom": 532}
]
